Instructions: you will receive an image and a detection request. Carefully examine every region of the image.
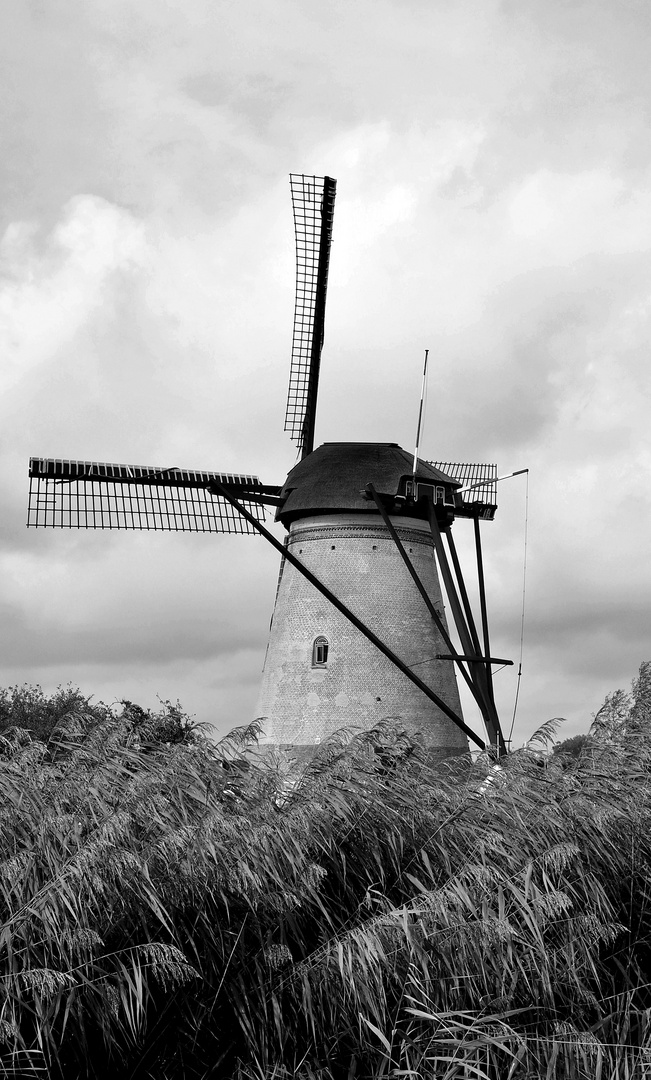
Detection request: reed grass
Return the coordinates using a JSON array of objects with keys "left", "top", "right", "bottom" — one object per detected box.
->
[{"left": 0, "top": 668, "right": 650, "bottom": 1078}]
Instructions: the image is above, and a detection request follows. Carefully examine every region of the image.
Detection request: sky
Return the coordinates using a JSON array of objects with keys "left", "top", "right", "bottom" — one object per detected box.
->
[{"left": 2, "top": 0, "right": 651, "bottom": 748}]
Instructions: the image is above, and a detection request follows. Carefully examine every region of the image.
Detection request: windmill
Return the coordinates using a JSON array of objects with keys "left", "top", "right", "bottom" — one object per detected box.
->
[{"left": 28, "top": 174, "right": 510, "bottom": 758}]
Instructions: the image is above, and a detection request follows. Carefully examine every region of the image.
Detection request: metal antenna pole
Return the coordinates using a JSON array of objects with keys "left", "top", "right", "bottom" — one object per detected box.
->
[{"left": 412, "top": 349, "right": 429, "bottom": 480}]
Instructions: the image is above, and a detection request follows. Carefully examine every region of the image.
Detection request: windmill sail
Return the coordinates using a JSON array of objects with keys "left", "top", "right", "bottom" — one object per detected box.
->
[
  {"left": 285, "top": 174, "right": 337, "bottom": 458},
  {"left": 27, "top": 458, "right": 270, "bottom": 534},
  {"left": 430, "top": 462, "right": 498, "bottom": 519}
]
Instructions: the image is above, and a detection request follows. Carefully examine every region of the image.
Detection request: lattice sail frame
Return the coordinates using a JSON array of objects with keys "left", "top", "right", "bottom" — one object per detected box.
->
[
  {"left": 27, "top": 459, "right": 266, "bottom": 534},
  {"left": 285, "top": 174, "right": 336, "bottom": 454},
  {"left": 430, "top": 462, "right": 498, "bottom": 519}
]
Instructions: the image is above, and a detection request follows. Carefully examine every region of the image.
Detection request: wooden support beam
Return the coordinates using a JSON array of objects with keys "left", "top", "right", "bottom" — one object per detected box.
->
[
  {"left": 444, "top": 527, "right": 483, "bottom": 658},
  {"left": 443, "top": 523, "right": 508, "bottom": 753},
  {"left": 426, "top": 504, "right": 477, "bottom": 660},
  {"left": 426, "top": 502, "right": 506, "bottom": 754},
  {"left": 474, "top": 516, "right": 496, "bottom": 706},
  {"left": 365, "top": 484, "right": 492, "bottom": 717}
]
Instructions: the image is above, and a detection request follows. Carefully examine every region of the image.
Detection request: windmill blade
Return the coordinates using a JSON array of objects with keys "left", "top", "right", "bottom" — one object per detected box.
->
[
  {"left": 285, "top": 173, "right": 337, "bottom": 458},
  {"left": 27, "top": 458, "right": 274, "bottom": 534},
  {"left": 429, "top": 462, "right": 498, "bottom": 519}
]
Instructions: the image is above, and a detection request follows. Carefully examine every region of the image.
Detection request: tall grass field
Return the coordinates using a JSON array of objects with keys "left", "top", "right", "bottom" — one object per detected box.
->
[{"left": 1, "top": 668, "right": 651, "bottom": 1078}]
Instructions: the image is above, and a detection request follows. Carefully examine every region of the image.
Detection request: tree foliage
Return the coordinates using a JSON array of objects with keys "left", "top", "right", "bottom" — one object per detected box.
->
[
  {"left": 1, "top": 669, "right": 651, "bottom": 1077},
  {"left": 0, "top": 684, "right": 195, "bottom": 746}
]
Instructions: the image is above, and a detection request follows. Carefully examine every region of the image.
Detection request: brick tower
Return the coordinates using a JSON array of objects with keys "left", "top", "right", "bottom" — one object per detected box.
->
[{"left": 256, "top": 442, "right": 469, "bottom": 759}]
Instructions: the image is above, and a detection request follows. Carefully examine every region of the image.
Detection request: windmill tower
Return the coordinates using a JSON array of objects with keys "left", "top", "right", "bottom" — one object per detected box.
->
[
  {"left": 27, "top": 174, "right": 508, "bottom": 758},
  {"left": 257, "top": 445, "right": 464, "bottom": 760}
]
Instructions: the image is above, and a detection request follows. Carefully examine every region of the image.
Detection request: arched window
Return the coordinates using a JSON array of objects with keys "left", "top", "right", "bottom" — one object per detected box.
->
[{"left": 312, "top": 636, "right": 329, "bottom": 666}]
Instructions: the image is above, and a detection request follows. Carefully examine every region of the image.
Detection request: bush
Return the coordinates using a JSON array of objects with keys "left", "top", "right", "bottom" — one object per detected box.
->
[
  {"left": 552, "top": 733, "right": 591, "bottom": 761},
  {"left": 0, "top": 684, "right": 195, "bottom": 747},
  {"left": 0, "top": 684, "right": 107, "bottom": 743}
]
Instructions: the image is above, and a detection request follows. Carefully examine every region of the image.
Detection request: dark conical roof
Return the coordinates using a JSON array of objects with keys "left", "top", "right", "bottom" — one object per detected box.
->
[{"left": 277, "top": 442, "right": 458, "bottom": 524}]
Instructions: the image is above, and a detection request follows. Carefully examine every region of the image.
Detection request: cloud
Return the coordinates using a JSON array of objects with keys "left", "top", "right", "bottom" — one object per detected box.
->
[
  {"left": 2, "top": 0, "right": 651, "bottom": 746},
  {"left": 0, "top": 196, "right": 148, "bottom": 394}
]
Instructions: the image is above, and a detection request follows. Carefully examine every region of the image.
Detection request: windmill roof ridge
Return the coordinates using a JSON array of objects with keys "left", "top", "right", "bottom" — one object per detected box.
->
[{"left": 276, "top": 442, "right": 460, "bottom": 525}]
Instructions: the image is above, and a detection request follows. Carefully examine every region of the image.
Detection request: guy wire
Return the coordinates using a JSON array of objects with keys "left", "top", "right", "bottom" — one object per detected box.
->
[{"left": 507, "top": 468, "right": 529, "bottom": 744}]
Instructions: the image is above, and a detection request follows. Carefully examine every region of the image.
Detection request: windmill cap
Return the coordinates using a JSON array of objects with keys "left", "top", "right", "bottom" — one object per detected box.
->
[{"left": 277, "top": 442, "right": 459, "bottom": 524}]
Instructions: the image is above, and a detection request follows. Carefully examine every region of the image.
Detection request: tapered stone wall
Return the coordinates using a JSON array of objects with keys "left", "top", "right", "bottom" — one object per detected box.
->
[{"left": 256, "top": 512, "right": 467, "bottom": 759}]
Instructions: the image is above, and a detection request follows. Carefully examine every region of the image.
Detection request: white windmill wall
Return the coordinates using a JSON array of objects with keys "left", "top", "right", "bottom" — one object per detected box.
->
[{"left": 256, "top": 513, "right": 468, "bottom": 759}]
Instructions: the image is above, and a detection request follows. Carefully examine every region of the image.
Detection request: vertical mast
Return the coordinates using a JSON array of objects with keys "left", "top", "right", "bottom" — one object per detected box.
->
[{"left": 412, "top": 348, "right": 429, "bottom": 481}]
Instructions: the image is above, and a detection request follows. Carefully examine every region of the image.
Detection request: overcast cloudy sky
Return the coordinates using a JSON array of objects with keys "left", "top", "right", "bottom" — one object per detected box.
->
[{"left": 1, "top": 0, "right": 650, "bottom": 747}]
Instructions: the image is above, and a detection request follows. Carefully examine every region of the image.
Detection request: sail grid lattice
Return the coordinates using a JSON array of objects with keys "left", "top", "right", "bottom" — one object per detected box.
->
[
  {"left": 27, "top": 460, "right": 266, "bottom": 533},
  {"left": 430, "top": 462, "right": 498, "bottom": 508},
  {"left": 285, "top": 174, "right": 336, "bottom": 451}
]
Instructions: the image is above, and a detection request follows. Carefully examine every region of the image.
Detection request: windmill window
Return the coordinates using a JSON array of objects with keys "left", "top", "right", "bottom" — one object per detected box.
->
[
  {"left": 435, "top": 486, "right": 445, "bottom": 503},
  {"left": 312, "top": 636, "right": 329, "bottom": 666},
  {"left": 417, "top": 482, "right": 434, "bottom": 502}
]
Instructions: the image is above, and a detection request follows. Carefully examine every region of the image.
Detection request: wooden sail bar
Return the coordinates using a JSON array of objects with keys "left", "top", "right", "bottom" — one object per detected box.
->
[
  {"left": 28, "top": 457, "right": 279, "bottom": 492},
  {"left": 27, "top": 458, "right": 278, "bottom": 533}
]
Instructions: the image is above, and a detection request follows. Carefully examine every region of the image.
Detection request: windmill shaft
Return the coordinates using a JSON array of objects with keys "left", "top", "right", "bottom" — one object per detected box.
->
[{"left": 210, "top": 480, "right": 485, "bottom": 750}]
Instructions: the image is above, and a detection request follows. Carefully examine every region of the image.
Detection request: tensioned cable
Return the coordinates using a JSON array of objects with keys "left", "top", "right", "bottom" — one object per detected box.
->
[{"left": 507, "top": 468, "right": 529, "bottom": 745}]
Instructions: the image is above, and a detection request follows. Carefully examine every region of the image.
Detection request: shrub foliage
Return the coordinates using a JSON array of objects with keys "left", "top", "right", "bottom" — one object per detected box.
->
[{"left": 1, "top": 669, "right": 651, "bottom": 1077}]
